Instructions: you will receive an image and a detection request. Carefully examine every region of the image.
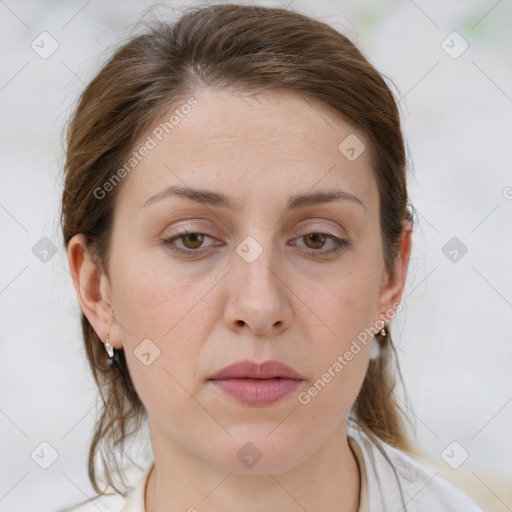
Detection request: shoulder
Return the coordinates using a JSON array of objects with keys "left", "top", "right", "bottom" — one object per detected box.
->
[{"left": 347, "top": 420, "right": 485, "bottom": 512}]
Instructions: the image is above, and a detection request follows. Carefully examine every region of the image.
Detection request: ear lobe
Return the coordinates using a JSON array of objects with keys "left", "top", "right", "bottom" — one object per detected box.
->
[
  {"left": 377, "top": 220, "right": 413, "bottom": 313},
  {"left": 67, "top": 234, "right": 119, "bottom": 348}
]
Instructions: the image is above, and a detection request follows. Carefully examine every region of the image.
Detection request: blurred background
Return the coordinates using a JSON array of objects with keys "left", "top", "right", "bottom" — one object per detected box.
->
[{"left": 0, "top": 0, "right": 511, "bottom": 510}]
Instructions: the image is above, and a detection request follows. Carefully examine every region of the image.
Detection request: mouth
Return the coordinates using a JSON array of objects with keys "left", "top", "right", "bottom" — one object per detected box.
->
[
  {"left": 207, "top": 360, "right": 304, "bottom": 406},
  {"left": 209, "top": 378, "right": 302, "bottom": 406}
]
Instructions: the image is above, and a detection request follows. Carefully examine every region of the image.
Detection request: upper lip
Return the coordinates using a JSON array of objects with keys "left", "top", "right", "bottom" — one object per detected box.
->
[{"left": 208, "top": 360, "right": 304, "bottom": 380}]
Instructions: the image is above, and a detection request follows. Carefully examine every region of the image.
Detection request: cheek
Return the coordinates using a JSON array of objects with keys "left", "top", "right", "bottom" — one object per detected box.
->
[
  {"left": 308, "top": 274, "right": 379, "bottom": 348},
  {"left": 314, "top": 290, "right": 372, "bottom": 380},
  {"left": 110, "top": 244, "right": 208, "bottom": 336},
  {"left": 298, "top": 271, "right": 377, "bottom": 403},
  {"left": 112, "top": 268, "right": 214, "bottom": 420},
  {"left": 109, "top": 250, "right": 215, "bottom": 387},
  {"left": 298, "top": 288, "right": 372, "bottom": 424}
]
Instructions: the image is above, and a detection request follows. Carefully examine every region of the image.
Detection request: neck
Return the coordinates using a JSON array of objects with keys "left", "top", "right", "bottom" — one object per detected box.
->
[{"left": 145, "top": 420, "right": 361, "bottom": 512}]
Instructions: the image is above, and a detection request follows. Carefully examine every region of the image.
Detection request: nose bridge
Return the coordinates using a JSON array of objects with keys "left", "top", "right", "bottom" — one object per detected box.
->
[
  {"left": 235, "top": 231, "right": 281, "bottom": 296},
  {"left": 225, "top": 229, "right": 291, "bottom": 335}
]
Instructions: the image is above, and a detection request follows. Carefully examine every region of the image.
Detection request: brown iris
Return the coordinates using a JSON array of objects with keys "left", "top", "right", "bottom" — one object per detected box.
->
[
  {"left": 181, "top": 233, "right": 204, "bottom": 249},
  {"left": 303, "top": 233, "right": 327, "bottom": 249}
]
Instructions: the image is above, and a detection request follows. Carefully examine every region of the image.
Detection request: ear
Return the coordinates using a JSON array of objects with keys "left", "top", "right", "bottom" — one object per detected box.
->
[
  {"left": 67, "top": 234, "right": 122, "bottom": 350},
  {"left": 376, "top": 219, "right": 413, "bottom": 320}
]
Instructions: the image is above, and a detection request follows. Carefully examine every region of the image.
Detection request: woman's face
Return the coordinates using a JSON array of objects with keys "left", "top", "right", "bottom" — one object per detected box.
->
[{"left": 86, "top": 87, "right": 409, "bottom": 473}]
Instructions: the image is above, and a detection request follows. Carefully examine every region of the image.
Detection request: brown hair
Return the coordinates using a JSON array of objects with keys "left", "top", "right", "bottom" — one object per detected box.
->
[{"left": 59, "top": 3, "right": 419, "bottom": 509}]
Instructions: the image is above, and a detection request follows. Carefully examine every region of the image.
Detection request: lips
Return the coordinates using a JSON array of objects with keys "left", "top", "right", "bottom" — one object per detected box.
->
[
  {"left": 208, "top": 360, "right": 305, "bottom": 380},
  {"left": 208, "top": 360, "right": 304, "bottom": 406}
]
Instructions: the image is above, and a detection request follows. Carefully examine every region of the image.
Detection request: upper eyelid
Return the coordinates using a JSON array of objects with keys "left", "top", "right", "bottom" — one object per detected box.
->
[
  {"left": 166, "top": 219, "right": 348, "bottom": 237},
  {"left": 167, "top": 229, "right": 346, "bottom": 241}
]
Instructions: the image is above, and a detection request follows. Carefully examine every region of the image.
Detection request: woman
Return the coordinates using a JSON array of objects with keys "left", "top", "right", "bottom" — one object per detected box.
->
[{"left": 60, "top": 4, "right": 484, "bottom": 511}]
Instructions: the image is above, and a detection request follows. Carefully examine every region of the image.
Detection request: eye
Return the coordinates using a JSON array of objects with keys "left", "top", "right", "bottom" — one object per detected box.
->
[
  {"left": 293, "top": 232, "right": 349, "bottom": 256},
  {"left": 161, "top": 229, "right": 219, "bottom": 254},
  {"left": 161, "top": 230, "right": 349, "bottom": 257}
]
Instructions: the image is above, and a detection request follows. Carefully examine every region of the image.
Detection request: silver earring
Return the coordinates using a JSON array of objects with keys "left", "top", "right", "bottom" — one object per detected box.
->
[
  {"left": 104, "top": 330, "right": 114, "bottom": 358},
  {"left": 370, "top": 324, "right": 387, "bottom": 361},
  {"left": 369, "top": 336, "right": 380, "bottom": 360}
]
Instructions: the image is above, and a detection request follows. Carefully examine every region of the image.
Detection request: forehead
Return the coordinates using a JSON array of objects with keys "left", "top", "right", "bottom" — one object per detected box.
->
[
  {"left": 159, "top": 87, "right": 366, "bottom": 157},
  {"left": 119, "top": 87, "right": 377, "bottom": 209}
]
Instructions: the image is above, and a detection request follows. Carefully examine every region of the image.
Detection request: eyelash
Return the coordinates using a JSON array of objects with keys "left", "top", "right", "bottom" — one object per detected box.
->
[{"left": 160, "top": 229, "right": 350, "bottom": 257}]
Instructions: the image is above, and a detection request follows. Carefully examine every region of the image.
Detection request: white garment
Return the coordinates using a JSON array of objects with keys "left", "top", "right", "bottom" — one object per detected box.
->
[
  {"left": 120, "top": 418, "right": 484, "bottom": 512},
  {"left": 346, "top": 419, "right": 484, "bottom": 511}
]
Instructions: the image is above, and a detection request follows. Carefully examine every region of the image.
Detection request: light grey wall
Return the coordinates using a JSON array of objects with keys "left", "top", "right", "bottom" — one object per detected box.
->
[{"left": 0, "top": 0, "right": 511, "bottom": 510}]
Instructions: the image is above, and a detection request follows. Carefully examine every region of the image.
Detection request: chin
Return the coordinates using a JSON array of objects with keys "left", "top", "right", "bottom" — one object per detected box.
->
[{"left": 200, "top": 428, "right": 310, "bottom": 475}]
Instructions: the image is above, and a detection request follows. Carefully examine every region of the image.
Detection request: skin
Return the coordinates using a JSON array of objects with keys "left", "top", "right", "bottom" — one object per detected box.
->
[{"left": 68, "top": 86, "right": 412, "bottom": 512}]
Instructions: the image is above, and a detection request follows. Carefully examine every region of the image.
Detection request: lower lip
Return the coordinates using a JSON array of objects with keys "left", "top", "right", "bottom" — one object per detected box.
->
[{"left": 209, "top": 378, "right": 303, "bottom": 406}]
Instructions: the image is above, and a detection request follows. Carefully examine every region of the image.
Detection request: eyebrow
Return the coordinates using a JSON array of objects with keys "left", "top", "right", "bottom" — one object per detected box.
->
[{"left": 141, "top": 185, "right": 365, "bottom": 212}]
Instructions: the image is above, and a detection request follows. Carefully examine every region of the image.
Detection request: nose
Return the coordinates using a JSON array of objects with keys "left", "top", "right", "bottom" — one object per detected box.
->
[{"left": 224, "top": 244, "right": 292, "bottom": 337}]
